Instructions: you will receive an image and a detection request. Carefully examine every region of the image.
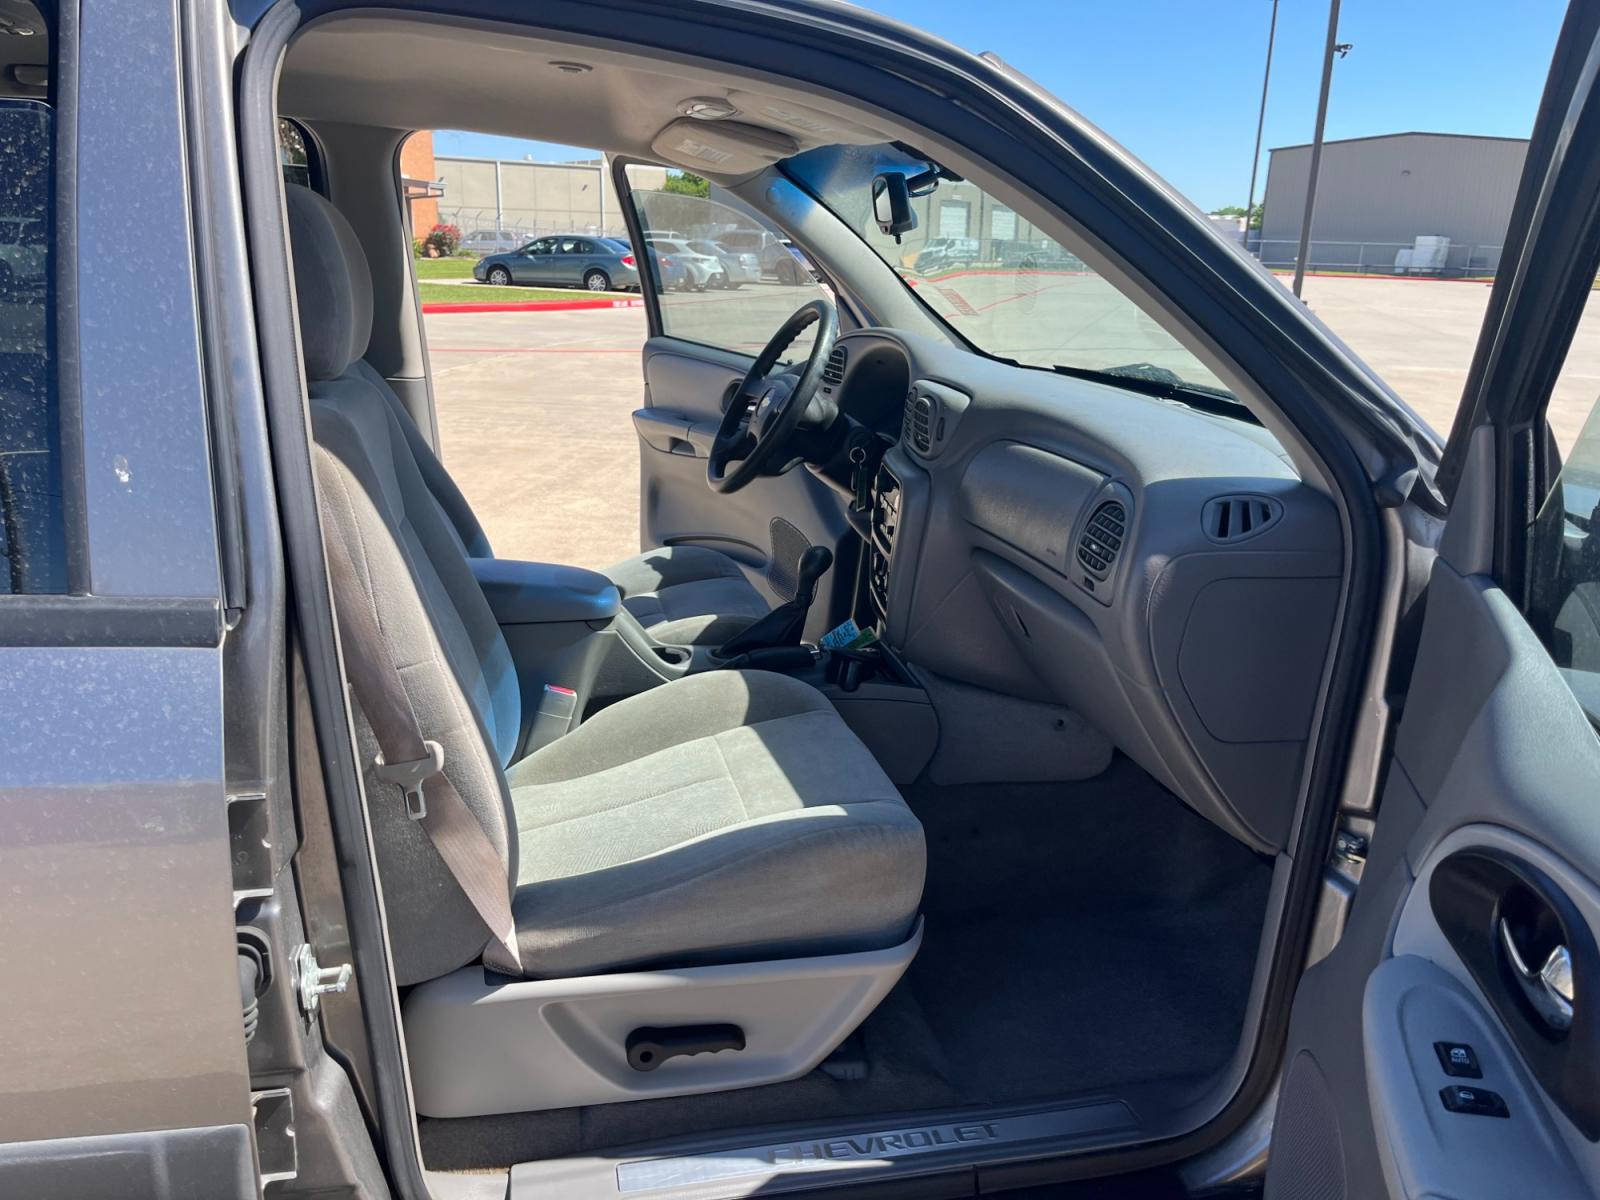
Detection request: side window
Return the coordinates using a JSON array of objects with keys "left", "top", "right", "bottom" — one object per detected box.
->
[
  {"left": 1528, "top": 293, "right": 1600, "bottom": 721},
  {"left": 0, "top": 0, "right": 65, "bottom": 595},
  {"left": 624, "top": 165, "right": 830, "bottom": 359},
  {"left": 278, "top": 118, "right": 320, "bottom": 192}
]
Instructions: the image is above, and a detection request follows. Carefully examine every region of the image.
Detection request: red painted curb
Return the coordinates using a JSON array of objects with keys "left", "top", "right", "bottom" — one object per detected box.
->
[{"left": 422, "top": 296, "right": 647, "bottom": 314}]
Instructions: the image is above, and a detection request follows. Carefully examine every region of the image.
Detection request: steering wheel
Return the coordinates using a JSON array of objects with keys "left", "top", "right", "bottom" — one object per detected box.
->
[{"left": 708, "top": 299, "right": 839, "bottom": 494}]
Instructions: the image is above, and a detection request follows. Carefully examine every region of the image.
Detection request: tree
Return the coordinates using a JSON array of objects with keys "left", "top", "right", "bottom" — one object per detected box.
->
[
  {"left": 661, "top": 171, "right": 711, "bottom": 199},
  {"left": 1211, "top": 204, "right": 1263, "bottom": 230}
]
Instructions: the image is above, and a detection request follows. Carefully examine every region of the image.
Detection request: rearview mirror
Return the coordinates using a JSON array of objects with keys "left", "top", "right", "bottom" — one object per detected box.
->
[{"left": 872, "top": 173, "right": 917, "bottom": 240}]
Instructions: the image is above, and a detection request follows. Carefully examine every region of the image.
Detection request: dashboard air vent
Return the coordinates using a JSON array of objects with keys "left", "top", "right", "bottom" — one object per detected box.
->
[
  {"left": 1076, "top": 500, "right": 1127, "bottom": 577},
  {"left": 1203, "top": 495, "right": 1282, "bottom": 543},
  {"left": 903, "top": 389, "right": 935, "bottom": 454},
  {"left": 821, "top": 344, "right": 847, "bottom": 389}
]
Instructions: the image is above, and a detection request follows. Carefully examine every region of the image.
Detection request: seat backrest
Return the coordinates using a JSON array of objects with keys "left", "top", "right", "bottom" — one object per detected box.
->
[{"left": 286, "top": 182, "right": 517, "bottom": 985}]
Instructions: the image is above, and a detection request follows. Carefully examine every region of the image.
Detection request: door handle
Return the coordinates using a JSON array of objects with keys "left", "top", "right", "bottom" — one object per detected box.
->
[{"left": 1500, "top": 917, "right": 1575, "bottom": 1032}]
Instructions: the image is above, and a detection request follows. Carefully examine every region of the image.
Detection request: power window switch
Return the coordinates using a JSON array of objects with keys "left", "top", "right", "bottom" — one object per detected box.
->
[
  {"left": 1440, "top": 1085, "right": 1508, "bottom": 1118},
  {"left": 1433, "top": 1041, "right": 1482, "bottom": 1078}
]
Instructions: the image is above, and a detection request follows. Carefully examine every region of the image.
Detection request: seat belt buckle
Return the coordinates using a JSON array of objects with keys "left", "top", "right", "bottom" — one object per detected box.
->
[{"left": 374, "top": 740, "right": 445, "bottom": 820}]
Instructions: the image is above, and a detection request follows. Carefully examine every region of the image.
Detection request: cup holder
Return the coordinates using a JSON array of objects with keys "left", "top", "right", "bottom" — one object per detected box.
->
[{"left": 652, "top": 644, "right": 691, "bottom": 668}]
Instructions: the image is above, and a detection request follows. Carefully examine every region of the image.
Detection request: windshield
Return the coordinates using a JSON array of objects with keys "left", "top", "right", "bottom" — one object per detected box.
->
[{"left": 785, "top": 144, "right": 1236, "bottom": 401}]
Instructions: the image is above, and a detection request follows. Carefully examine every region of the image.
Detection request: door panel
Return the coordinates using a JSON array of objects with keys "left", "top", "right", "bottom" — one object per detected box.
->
[
  {"left": 1269, "top": 6, "right": 1600, "bottom": 1196},
  {"left": 638, "top": 337, "right": 854, "bottom": 630},
  {"left": 1268, "top": 556, "right": 1600, "bottom": 1199}
]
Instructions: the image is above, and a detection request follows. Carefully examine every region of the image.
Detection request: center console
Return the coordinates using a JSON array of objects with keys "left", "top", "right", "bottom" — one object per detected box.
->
[{"left": 473, "top": 441, "right": 939, "bottom": 782}]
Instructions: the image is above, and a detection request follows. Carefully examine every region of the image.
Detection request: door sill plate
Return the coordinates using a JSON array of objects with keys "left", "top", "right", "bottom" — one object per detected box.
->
[{"left": 511, "top": 1099, "right": 1141, "bottom": 1198}]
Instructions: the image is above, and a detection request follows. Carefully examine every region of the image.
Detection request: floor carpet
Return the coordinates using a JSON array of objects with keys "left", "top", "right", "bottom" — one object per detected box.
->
[{"left": 420, "top": 756, "right": 1273, "bottom": 1170}]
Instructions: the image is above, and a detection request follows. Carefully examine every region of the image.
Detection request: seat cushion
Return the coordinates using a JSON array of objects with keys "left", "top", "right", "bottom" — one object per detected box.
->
[
  {"left": 603, "top": 546, "right": 770, "bottom": 647},
  {"left": 505, "top": 670, "right": 926, "bottom": 978}
]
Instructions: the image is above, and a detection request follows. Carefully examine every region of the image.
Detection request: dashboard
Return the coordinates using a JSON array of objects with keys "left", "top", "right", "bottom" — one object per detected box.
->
[{"left": 832, "top": 328, "right": 1344, "bottom": 855}]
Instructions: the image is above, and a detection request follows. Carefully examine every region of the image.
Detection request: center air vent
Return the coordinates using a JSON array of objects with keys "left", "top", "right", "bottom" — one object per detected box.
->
[
  {"left": 821, "top": 345, "right": 847, "bottom": 389},
  {"left": 1203, "top": 495, "right": 1282, "bottom": 543},
  {"left": 1076, "top": 500, "right": 1127, "bottom": 577},
  {"left": 903, "top": 389, "right": 935, "bottom": 454}
]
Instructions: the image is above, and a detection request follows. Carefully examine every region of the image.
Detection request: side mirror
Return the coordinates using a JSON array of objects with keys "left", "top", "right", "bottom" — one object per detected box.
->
[{"left": 872, "top": 173, "right": 917, "bottom": 241}]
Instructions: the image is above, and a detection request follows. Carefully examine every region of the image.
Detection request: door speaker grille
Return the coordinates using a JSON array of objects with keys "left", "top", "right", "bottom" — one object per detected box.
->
[{"left": 767, "top": 518, "right": 811, "bottom": 601}]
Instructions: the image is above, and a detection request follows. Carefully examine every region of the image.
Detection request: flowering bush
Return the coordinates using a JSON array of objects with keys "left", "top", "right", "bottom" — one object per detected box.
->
[{"left": 424, "top": 223, "right": 462, "bottom": 257}]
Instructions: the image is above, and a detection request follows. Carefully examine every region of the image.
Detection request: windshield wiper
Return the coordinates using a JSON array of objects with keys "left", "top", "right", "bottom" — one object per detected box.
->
[{"left": 1046, "top": 361, "right": 1258, "bottom": 423}]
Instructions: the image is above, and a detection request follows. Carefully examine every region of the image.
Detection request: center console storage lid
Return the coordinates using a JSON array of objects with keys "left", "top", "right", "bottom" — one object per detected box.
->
[{"left": 470, "top": 558, "right": 621, "bottom": 626}]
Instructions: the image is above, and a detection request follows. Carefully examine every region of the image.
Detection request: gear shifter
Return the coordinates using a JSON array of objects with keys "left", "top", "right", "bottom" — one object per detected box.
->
[{"left": 717, "top": 545, "right": 833, "bottom": 658}]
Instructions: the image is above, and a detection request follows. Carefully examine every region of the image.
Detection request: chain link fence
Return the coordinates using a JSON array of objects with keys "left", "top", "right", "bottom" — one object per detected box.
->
[
  {"left": 1249, "top": 238, "right": 1505, "bottom": 279},
  {"left": 437, "top": 206, "right": 634, "bottom": 247}
]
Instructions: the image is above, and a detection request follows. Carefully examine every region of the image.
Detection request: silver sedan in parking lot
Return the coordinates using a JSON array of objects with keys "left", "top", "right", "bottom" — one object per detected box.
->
[{"left": 686, "top": 238, "right": 760, "bottom": 288}]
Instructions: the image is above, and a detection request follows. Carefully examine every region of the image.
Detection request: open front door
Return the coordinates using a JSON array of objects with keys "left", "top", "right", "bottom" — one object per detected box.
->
[
  {"left": 614, "top": 163, "right": 856, "bottom": 631},
  {"left": 1267, "top": 7, "right": 1600, "bottom": 1198}
]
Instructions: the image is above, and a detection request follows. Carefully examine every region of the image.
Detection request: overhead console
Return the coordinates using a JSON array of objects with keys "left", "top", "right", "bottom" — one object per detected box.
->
[{"left": 832, "top": 329, "right": 1344, "bottom": 855}]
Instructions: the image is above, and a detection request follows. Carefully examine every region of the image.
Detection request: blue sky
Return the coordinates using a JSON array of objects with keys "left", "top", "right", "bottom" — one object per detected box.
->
[{"left": 434, "top": 0, "right": 1570, "bottom": 212}]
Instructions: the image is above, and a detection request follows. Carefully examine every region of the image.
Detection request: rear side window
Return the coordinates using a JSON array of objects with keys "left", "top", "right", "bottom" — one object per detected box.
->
[
  {"left": 623, "top": 165, "right": 831, "bottom": 360},
  {"left": 0, "top": 0, "right": 65, "bottom": 594}
]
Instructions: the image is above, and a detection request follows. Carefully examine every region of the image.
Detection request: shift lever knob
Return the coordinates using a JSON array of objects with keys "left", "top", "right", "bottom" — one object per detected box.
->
[
  {"left": 795, "top": 545, "right": 833, "bottom": 602},
  {"left": 715, "top": 544, "right": 833, "bottom": 658}
]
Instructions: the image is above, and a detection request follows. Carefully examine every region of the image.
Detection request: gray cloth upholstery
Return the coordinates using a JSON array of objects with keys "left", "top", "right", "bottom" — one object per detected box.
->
[
  {"left": 286, "top": 184, "right": 925, "bottom": 986},
  {"left": 603, "top": 546, "right": 769, "bottom": 647},
  {"left": 310, "top": 377, "right": 524, "bottom": 986},
  {"left": 285, "top": 182, "right": 374, "bottom": 383},
  {"left": 506, "top": 671, "right": 925, "bottom": 978}
]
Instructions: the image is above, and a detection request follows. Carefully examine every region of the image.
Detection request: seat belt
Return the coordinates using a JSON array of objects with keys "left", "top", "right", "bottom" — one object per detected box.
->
[{"left": 324, "top": 539, "right": 523, "bottom": 977}]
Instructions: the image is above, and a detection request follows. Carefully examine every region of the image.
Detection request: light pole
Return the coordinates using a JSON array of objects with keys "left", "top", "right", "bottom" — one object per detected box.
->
[
  {"left": 1244, "top": 0, "right": 1280, "bottom": 255},
  {"left": 1292, "top": 0, "right": 1346, "bottom": 297}
]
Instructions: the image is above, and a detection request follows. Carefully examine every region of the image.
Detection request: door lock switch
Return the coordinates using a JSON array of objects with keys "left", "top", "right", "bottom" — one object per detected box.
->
[
  {"left": 1440, "top": 1084, "right": 1508, "bottom": 1118},
  {"left": 1433, "top": 1041, "right": 1482, "bottom": 1078}
]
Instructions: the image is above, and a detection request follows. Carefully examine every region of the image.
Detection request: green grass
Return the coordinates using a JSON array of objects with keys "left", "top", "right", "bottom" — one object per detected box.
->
[
  {"left": 417, "top": 281, "right": 627, "bottom": 305},
  {"left": 413, "top": 257, "right": 479, "bottom": 280}
]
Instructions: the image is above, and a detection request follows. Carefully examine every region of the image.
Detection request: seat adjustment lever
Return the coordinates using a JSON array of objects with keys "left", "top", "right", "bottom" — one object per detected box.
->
[{"left": 626, "top": 1023, "right": 746, "bottom": 1072}]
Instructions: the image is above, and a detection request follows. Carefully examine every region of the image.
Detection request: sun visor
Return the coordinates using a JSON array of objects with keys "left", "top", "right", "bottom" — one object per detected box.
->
[
  {"left": 649, "top": 118, "right": 800, "bottom": 176},
  {"left": 724, "top": 92, "right": 887, "bottom": 145}
]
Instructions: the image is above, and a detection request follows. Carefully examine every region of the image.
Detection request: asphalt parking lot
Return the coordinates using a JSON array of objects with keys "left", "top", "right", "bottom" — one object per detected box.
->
[{"left": 425, "top": 274, "right": 1599, "bottom": 569}]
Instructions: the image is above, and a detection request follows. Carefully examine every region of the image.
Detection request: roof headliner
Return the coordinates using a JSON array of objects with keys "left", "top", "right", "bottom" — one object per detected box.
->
[{"left": 281, "top": 13, "right": 898, "bottom": 177}]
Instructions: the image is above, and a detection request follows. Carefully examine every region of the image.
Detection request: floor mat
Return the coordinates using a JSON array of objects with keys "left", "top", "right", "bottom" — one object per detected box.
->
[
  {"left": 903, "top": 756, "right": 1274, "bottom": 1103},
  {"left": 420, "top": 756, "right": 1272, "bottom": 1169}
]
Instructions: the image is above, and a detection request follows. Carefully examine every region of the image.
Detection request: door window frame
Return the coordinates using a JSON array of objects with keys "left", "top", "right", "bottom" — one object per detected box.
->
[{"left": 1435, "top": 4, "right": 1600, "bottom": 602}]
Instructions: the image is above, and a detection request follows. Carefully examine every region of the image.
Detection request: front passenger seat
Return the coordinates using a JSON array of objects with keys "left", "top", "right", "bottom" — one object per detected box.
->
[{"left": 287, "top": 182, "right": 926, "bottom": 987}]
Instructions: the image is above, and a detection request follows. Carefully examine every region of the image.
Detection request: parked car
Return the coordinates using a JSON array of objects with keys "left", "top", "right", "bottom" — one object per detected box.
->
[
  {"left": 995, "top": 238, "right": 1084, "bottom": 271},
  {"left": 459, "top": 227, "right": 525, "bottom": 256},
  {"left": 713, "top": 227, "right": 812, "bottom": 281},
  {"left": 645, "top": 237, "right": 724, "bottom": 289},
  {"left": 912, "top": 236, "right": 981, "bottom": 275},
  {"left": 609, "top": 237, "right": 698, "bottom": 292},
  {"left": 686, "top": 238, "right": 759, "bottom": 288},
  {"left": 472, "top": 234, "right": 641, "bottom": 291}
]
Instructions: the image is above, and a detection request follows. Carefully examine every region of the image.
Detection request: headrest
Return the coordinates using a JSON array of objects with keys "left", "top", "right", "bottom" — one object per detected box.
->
[{"left": 285, "top": 183, "right": 374, "bottom": 382}]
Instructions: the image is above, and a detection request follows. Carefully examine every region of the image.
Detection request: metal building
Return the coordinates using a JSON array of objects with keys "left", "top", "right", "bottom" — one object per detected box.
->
[
  {"left": 433, "top": 156, "right": 668, "bottom": 242},
  {"left": 1258, "top": 132, "right": 1528, "bottom": 277}
]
